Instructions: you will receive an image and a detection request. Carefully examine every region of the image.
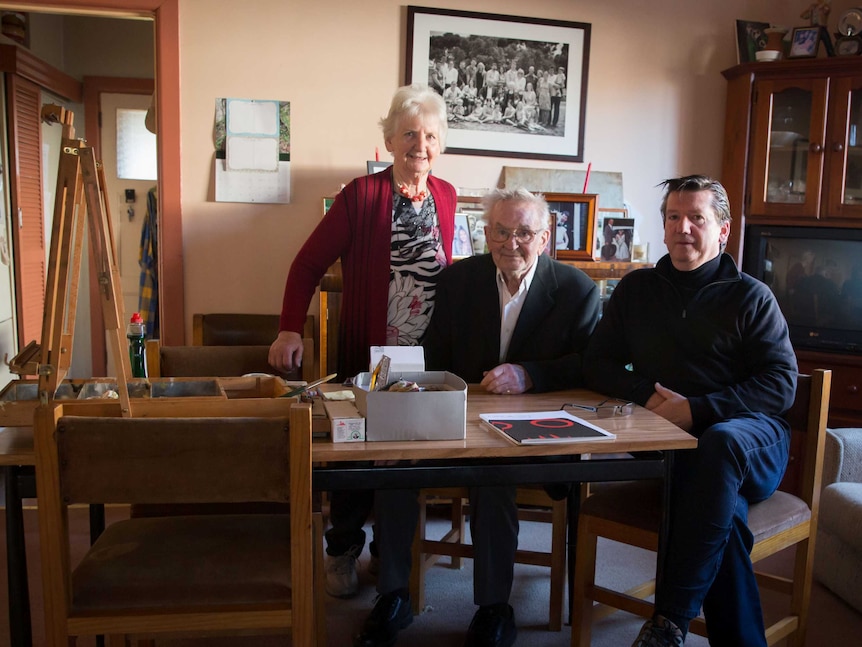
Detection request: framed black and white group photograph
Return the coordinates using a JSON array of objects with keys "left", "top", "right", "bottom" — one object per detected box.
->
[{"left": 406, "top": 6, "right": 591, "bottom": 162}]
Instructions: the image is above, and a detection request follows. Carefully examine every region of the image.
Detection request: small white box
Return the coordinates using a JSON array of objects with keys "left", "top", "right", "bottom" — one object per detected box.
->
[
  {"left": 324, "top": 401, "right": 366, "bottom": 442},
  {"left": 352, "top": 371, "right": 467, "bottom": 441}
]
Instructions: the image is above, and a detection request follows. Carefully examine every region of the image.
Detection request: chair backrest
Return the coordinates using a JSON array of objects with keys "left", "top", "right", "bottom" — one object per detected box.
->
[
  {"left": 33, "top": 398, "right": 314, "bottom": 644},
  {"left": 148, "top": 342, "right": 279, "bottom": 378},
  {"left": 778, "top": 368, "right": 832, "bottom": 507},
  {"left": 57, "top": 415, "right": 290, "bottom": 505},
  {"left": 193, "top": 313, "right": 281, "bottom": 346}
]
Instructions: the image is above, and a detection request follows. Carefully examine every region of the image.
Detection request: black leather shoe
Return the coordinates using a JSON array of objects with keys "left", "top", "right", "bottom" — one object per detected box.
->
[
  {"left": 464, "top": 604, "right": 517, "bottom": 647},
  {"left": 354, "top": 590, "right": 413, "bottom": 647}
]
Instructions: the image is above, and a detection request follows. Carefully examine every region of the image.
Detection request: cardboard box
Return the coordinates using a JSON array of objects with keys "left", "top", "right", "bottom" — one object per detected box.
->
[
  {"left": 324, "top": 400, "right": 366, "bottom": 442},
  {"left": 352, "top": 371, "right": 467, "bottom": 441}
]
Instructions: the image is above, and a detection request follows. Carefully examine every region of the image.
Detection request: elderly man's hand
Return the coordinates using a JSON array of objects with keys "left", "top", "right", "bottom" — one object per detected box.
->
[
  {"left": 480, "top": 363, "right": 533, "bottom": 394},
  {"left": 646, "top": 382, "right": 693, "bottom": 431},
  {"left": 268, "top": 331, "right": 303, "bottom": 372}
]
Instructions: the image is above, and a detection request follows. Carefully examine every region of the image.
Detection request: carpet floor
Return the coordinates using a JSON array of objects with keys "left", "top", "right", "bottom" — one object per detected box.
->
[{"left": 0, "top": 504, "right": 859, "bottom": 646}]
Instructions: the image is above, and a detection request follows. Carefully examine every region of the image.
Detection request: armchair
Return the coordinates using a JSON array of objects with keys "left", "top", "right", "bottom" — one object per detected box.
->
[{"left": 814, "top": 427, "right": 862, "bottom": 613}]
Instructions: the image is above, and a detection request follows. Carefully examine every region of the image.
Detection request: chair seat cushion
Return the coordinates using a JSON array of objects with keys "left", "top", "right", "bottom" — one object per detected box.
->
[
  {"left": 582, "top": 481, "right": 810, "bottom": 543},
  {"left": 72, "top": 513, "right": 291, "bottom": 612}
]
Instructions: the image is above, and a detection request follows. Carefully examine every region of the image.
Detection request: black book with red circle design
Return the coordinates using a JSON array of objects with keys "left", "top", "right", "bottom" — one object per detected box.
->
[{"left": 479, "top": 410, "right": 616, "bottom": 445}]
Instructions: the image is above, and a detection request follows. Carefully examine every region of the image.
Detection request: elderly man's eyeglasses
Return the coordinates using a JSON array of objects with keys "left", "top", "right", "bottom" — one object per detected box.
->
[
  {"left": 488, "top": 226, "right": 544, "bottom": 244},
  {"left": 561, "top": 398, "right": 635, "bottom": 418}
]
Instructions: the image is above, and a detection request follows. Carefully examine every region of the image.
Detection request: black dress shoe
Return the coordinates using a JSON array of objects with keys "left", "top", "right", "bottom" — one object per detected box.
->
[
  {"left": 354, "top": 590, "right": 413, "bottom": 647},
  {"left": 464, "top": 604, "right": 517, "bottom": 647}
]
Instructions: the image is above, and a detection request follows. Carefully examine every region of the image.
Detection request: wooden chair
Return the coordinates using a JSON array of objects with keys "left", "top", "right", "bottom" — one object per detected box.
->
[
  {"left": 191, "top": 312, "right": 316, "bottom": 381},
  {"left": 193, "top": 312, "right": 280, "bottom": 346},
  {"left": 33, "top": 398, "right": 317, "bottom": 647},
  {"left": 145, "top": 340, "right": 285, "bottom": 380},
  {"left": 571, "top": 369, "right": 832, "bottom": 647},
  {"left": 143, "top": 339, "right": 328, "bottom": 643},
  {"left": 411, "top": 486, "right": 567, "bottom": 631},
  {"left": 318, "top": 261, "right": 567, "bottom": 630}
]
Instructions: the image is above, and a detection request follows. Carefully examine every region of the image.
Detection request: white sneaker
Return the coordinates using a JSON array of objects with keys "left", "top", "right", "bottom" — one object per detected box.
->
[{"left": 325, "top": 546, "right": 360, "bottom": 598}]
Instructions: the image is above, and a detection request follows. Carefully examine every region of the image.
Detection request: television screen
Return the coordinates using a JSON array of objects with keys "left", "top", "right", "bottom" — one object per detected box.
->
[{"left": 743, "top": 225, "right": 862, "bottom": 353}]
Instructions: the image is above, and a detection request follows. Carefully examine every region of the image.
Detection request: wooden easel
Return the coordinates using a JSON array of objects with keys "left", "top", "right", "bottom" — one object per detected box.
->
[{"left": 10, "top": 105, "right": 134, "bottom": 416}]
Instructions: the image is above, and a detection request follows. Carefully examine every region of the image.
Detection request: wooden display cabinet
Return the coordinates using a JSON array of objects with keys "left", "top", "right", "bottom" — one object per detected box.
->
[
  {"left": 722, "top": 57, "right": 862, "bottom": 260},
  {"left": 722, "top": 57, "right": 862, "bottom": 426}
]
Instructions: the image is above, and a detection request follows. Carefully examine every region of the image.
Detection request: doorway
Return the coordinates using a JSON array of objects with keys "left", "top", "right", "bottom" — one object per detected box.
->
[{"left": 0, "top": 0, "right": 182, "bottom": 380}]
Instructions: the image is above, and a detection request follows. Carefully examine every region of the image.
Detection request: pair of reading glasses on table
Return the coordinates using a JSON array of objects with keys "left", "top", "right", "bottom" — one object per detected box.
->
[{"left": 562, "top": 398, "right": 635, "bottom": 418}]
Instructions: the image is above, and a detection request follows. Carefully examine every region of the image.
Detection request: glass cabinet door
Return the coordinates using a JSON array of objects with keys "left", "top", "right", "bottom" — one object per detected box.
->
[
  {"left": 826, "top": 76, "right": 862, "bottom": 221},
  {"left": 749, "top": 78, "right": 828, "bottom": 219}
]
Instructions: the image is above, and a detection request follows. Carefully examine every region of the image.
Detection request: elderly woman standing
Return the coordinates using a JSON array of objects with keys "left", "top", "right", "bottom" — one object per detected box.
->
[{"left": 269, "top": 84, "right": 456, "bottom": 599}]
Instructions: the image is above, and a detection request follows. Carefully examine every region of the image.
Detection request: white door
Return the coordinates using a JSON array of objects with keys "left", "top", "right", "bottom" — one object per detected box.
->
[{"left": 99, "top": 92, "right": 157, "bottom": 374}]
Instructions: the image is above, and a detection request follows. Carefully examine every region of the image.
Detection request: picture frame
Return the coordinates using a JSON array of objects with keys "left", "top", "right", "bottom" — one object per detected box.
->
[
  {"left": 597, "top": 215, "right": 635, "bottom": 262},
  {"left": 543, "top": 212, "right": 557, "bottom": 259},
  {"left": 789, "top": 26, "right": 821, "bottom": 58},
  {"left": 595, "top": 207, "right": 628, "bottom": 259},
  {"left": 366, "top": 160, "right": 392, "bottom": 175},
  {"left": 735, "top": 19, "right": 770, "bottom": 63},
  {"left": 544, "top": 193, "right": 596, "bottom": 260},
  {"left": 406, "top": 6, "right": 591, "bottom": 162},
  {"left": 452, "top": 213, "right": 475, "bottom": 259}
]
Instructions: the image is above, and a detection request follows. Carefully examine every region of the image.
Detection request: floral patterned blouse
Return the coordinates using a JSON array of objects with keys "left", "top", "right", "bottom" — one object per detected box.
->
[{"left": 387, "top": 191, "right": 447, "bottom": 345}]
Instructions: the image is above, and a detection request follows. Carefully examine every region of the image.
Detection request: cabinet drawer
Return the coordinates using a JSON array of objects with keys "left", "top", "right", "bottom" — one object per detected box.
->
[{"left": 797, "top": 360, "right": 862, "bottom": 411}]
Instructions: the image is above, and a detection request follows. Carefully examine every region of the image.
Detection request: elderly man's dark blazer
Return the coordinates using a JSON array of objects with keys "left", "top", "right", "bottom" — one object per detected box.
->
[{"left": 423, "top": 253, "right": 600, "bottom": 392}]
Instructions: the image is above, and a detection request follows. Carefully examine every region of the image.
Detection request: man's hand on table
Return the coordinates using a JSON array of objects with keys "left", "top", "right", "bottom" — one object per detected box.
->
[{"left": 480, "top": 363, "right": 533, "bottom": 394}]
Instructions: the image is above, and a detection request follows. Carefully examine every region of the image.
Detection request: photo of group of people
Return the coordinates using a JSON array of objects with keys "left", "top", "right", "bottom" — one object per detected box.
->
[
  {"left": 596, "top": 216, "right": 634, "bottom": 262},
  {"left": 425, "top": 32, "right": 569, "bottom": 137}
]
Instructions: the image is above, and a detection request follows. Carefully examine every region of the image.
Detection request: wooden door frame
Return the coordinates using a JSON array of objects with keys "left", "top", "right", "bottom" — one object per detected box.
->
[{"left": 5, "top": 0, "right": 184, "bottom": 363}]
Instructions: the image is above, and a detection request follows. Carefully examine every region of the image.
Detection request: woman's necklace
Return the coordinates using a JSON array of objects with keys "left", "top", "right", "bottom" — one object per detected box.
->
[{"left": 396, "top": 181, "right": 428, "bottom": 202}]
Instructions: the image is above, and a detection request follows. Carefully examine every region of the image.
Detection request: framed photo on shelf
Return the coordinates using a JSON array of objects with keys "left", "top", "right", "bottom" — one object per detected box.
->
[
  {"left": 735, "top": 19, "right": 770, "bottom": 63},
  {"left": 595, "top": 207, "right": 628, "bottom": 259},
  {"left": 366, "top": 160, "right": 392, "bottom": 175},
  {"left": 543, "top": 212, "right": 557, "bottom": 259},
  {"left": 789, "top": 26, "right": 821, "bottom": 58},
  {"left": 597, "top": 215, "right": 635, "bottom": 262},
  {"left": 406, "top": 6, "right": 591, "bottom": 162},
  {"left": 452, "top": 214, "right": 475, "bottom": 259},
  {"left": 545, "top": 193, "right": 596, "bottom": 260}
]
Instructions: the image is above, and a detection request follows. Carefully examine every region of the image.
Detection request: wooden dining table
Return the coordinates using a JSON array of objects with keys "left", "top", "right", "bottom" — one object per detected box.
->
[
  {"left": 312, "top": 385, "right": 698, "bottom": 623},
  {"left": 0, "top": 383, "right": 696, "bottom": 644}
]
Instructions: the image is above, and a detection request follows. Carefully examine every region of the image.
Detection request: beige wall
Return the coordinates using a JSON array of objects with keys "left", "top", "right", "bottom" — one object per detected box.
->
[
  {"left": 6, "top": 0, "right": 856, "bottom": 343},
  {"left": 175, "top": 0, "right": 814, "bottom": 338}
]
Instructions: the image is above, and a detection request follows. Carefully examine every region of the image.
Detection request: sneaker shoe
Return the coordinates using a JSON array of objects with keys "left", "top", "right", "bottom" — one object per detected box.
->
[
  {"left": 368, "top": 554, "right": 380, "bottom": 578},
  {"left": 464, "top": 603, "right": 517, "bottom": 647},
  {"left": 325, "top": 545, "right": 360, "bottom": 598},
  {"left": 354, "top": 590, "right": 413, "bottom": 647},
  {"left": 632, "top": 615, "right": 685, "bottom": 647}
]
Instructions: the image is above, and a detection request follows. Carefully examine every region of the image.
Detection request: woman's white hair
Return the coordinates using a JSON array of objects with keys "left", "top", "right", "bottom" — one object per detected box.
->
[{"left": 379, "top": 83, "right": 448, "bottom": 151}]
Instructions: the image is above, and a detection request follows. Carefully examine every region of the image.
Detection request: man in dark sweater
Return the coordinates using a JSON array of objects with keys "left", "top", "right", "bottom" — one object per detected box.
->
[{"left": 585, "top": 175, "right": 798, "bottom": 647}]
